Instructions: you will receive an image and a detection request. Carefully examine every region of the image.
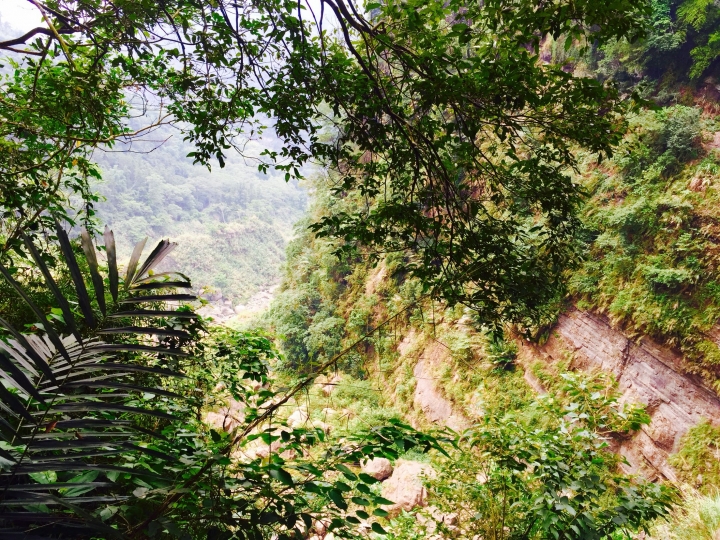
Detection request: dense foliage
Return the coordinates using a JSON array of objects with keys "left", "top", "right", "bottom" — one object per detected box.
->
[
  {"left": 267, "top": 193, "right": 676, "bottom": 538},
  {"left": 0, "top": 0, "right": 655, "bottom": 331},
  {"left": 568, "top": 105, "right": 720, "bottom": 387},
  {"left": 4, "top": 0, "right": 719, "bottom": 538},
  {"left": 0, "top": 228, "right": 449, "bottom": 538}
]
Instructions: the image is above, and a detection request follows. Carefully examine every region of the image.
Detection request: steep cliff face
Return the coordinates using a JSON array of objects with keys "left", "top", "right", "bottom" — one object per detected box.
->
[
  {"left": 517, "top": 308, "right": 720, "bottom": 482},
  {"left": 381, "top": 305, "right": 720, "bottom": 485}
]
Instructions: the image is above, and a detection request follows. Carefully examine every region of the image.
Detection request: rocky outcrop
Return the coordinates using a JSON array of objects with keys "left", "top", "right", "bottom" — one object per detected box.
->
[
  {"left": 381, "top": 460, "right": 436, "bottom": 514},
  {"left": 362, "top": 457, "right": 393, "bottom": 481},
  {"left": 411, "top": 342, "right": 469, "bottom": 431},
  {"left": 524, "top": 308, "right": 720, "bottom": 480}
]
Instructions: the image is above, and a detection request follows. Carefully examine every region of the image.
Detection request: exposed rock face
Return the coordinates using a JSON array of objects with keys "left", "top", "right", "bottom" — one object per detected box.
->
[
  {"left": 362, "top": 457, "right": 393, "bottom": 481},
  {"left": 287, "top": 408, "right": 309, "bottom": 428},
  {"left": 413, "top": 343, "right": 469, "bottom": 431},
  {"left": 527, "top": 308, "right": 720, "bottom": 480},
  {"left": 381, "top": 460, "right": 436, "bottom": 514},
  {"left": 203, "top": 399, "right": 245, "bottom": 432}
]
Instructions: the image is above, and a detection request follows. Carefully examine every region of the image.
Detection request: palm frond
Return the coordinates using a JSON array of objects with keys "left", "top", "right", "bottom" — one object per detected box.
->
[{"left": 0, "top": 227, "right": 200, "bottom": 538}]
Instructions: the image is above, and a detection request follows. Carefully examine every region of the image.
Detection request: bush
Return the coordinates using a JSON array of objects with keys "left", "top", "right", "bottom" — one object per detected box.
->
[{"left": 670, "top": 420, "right": 720, "bottom": 492}]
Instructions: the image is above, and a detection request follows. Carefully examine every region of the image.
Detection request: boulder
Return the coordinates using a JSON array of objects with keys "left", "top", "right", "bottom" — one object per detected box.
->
[
  {"left": 362, "top": 457, "right": 393, "bottom": 481},
  {"left": 381, "top": 460, "right": 435, "bottom": 514},
  {"left": 287, "top": 408, "right": 309, "bottom": 428},
  {"left": 320, "top": 407, "right": 337, "bottom": 418},
  {"left": 241, "top": 439, "right": 281, "bottom": 460},
  {"left": 204, "top": 412, "right": 228, "bottom": 432},
  {"left": 203, "top": 399, "right": 244, "bottom": 432},
  {"left": 312, "top": 420, "right": 332, "bottom": 434},
  {"left": 321, "top": 375, "right": 342, "bottom": 396},
  {"left": 314, "top": 519, "right": 328, "bottom": 537},
  {"left": 714, "top": 528, "right": 720, "bottom": 540}
]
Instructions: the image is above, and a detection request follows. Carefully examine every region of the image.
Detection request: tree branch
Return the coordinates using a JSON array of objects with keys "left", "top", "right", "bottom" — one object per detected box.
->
[{"left": 0, "top": 27, "right": 57, "bottom": 50}]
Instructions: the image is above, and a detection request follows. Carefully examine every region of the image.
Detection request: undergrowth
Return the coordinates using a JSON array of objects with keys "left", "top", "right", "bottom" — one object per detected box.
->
[
  {"left": 669, "top": 420, "right": 720, "bottom": 492},
  {"left": 570, "top": 105, "right": 720, "bottom": 390}
]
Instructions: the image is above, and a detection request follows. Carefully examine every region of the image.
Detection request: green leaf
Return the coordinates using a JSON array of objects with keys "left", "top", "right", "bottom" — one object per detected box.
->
[
  {"left": 269, "top": 468, "right": 294, "bottom": 486},
  {"left": 335, "top": 463, "right": 357, "bottom": 481},
  {"left": 328, "top": 489, "right": 347, "bottom": 510},
  {"left": 358, "top": 472, "right": 380, "bottom": 484},
  {"left": 29, "top": 471, "right": 57, "bottom": 484}
]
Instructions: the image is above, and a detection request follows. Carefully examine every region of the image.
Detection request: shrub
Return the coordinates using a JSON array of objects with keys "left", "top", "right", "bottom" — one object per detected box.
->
[{"left": 670, "top": 420, "right": 720, "bottom": 492}]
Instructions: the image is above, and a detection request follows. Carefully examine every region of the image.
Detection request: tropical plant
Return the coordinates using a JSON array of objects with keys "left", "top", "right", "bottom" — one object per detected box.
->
[
  {"left": 0, "top": 223, "right": 201, "bottom": 536},
  {"left": 0, "top": 225, "right": 450, "bottom": 538}
]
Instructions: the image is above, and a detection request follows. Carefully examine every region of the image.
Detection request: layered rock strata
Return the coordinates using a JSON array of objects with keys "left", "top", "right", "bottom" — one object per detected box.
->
[{"left": 522, "top": 308, "right": 720, "bottom": 480}]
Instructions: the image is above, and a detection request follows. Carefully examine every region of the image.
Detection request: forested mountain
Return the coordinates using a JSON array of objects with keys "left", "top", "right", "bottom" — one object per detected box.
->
[
  {"left": 2, "top": 1, "right": 720, "bottom": 539},
  {"left": 94, "top": 131, "right": 307, "bottom": 303}
]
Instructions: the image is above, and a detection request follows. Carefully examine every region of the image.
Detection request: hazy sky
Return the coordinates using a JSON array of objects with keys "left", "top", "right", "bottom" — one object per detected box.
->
[
  {"left": 0, "top": 0, "right": 339, "bottom": 37},
  {"left": 1, "top": 0, "right": 42, "bottom": 33}
]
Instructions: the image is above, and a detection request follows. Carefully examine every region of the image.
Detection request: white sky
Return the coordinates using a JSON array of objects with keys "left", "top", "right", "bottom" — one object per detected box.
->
[
  {"left": 0, "top": 0, "right": 42, "bottom": 33},
  {"left": 0, "top": 0, "right": 341, "bottom": 36}
]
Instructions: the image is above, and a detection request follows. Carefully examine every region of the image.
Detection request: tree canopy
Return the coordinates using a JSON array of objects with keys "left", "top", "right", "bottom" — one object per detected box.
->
[
  {"left": 0, "top": 0, "right": 652, "bottom": 328},
  {"left": 0, "top": 1, "right": 688, "bottom": 538}
]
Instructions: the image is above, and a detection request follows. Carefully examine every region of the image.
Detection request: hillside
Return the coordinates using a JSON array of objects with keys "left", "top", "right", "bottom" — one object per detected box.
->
[
  {"left": 93, "top": 130, "right": 307, "bottom": 306},
  {"left": 261, "top": 4, "right": 720, "bottom": 537},
  {"left": 3, "top": 1, "right": 720, "bottom": 538}
]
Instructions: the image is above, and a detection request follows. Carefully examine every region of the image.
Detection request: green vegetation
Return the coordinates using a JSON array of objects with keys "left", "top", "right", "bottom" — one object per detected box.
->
[
  {"left": 568, "top": 105, "right": 720, "bottom": 387},
  {"left": 670, "top": 420, "right": 720, "bottom": 492},
  {"left": 267, "top": 174, "right": 675, "bottom": 539},
  {"left": 425, "top": 384, "right": 671, "bottom": 540},
  {"left": 94, "top": 134, "right": 306, "bottom": 302},
  {"left": 0, "top": 229, "right": 447, "bottom": 537},
  {"left": 650, "top": 490, "right": 720, "bottom": 540},
  {"left": 4, "top": 0, "right": 720, "bottom": 538}
]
